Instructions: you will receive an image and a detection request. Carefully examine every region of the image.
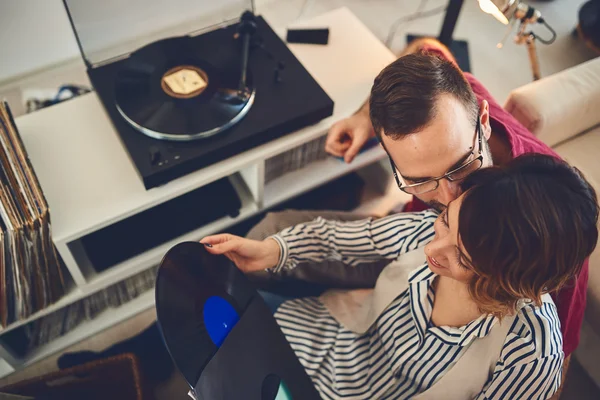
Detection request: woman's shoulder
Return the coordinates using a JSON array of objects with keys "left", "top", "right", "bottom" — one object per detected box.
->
[
  {"left": 481, "top": 298, "right": 563, "bottom": 399},
  {"left": 501, "top": 295, "right": 563, "bottom": 365}
]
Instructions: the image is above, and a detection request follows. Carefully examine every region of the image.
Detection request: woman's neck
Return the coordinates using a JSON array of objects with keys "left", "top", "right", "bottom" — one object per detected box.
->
[{"left": 431, "top": 276, "right": 483, "bottom": 328}]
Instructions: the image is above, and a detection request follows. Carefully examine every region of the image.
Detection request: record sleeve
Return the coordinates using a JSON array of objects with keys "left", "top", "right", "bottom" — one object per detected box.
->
[{"left": 0, "top": 102, "right": 68, "bottom": 327}]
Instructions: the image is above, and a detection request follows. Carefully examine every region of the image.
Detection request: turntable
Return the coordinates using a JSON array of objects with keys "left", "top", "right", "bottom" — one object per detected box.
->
[{"left": 64, "top": 0, "right": 334, "bottom": 189}]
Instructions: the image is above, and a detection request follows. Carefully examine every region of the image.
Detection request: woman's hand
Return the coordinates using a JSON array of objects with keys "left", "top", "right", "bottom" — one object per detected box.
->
[{"left": 200, "top": 234, "right": 281, "bottom": 273}]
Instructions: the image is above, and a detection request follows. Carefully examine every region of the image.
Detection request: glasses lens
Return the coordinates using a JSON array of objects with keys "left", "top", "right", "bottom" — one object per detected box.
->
[
  {"left": 448, "top": 157, "right": 483, "bottom": 181},
  {"left": 402, "top": 180, "right": 439, "bottom": 195}
]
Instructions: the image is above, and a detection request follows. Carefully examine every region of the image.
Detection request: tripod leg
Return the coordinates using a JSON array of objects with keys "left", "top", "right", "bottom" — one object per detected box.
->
[{"left": 526, "top": 34, "right": 541, "bottom": 81}]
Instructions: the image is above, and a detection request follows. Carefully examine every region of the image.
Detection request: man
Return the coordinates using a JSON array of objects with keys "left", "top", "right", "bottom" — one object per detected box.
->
[{"left": 248, "top": 38, "right": 588, "bottom": 397}]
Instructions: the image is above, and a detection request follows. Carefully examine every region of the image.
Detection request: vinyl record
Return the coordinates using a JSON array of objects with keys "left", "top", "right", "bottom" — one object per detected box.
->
[
  {"left": 155, "top": 242, "right": 256, "bottom": 387},
  {"left": 115, "top": 36, "right": 255, "bottom": 141}
]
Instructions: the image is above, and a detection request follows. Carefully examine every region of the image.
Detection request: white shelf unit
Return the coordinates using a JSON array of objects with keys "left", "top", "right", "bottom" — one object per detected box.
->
[
  {"left": 0, "top": 171, "right": 266, "bottom": 376},
  {"left": 0, "top": 8, "right": 396, "bottom": 378},
  {"left": 0, "top": 173, "right": 260, "bottom": 337}
]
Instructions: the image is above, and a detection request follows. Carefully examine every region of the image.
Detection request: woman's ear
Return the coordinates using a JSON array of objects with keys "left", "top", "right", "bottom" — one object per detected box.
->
[{"left": 480, "top": 100, "right": 492, "bottom": 141}]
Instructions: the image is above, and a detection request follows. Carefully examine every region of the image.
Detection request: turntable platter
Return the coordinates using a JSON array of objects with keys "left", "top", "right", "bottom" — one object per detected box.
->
[{"left": 114, "top": 37, "right": 254, "bottom": 141}]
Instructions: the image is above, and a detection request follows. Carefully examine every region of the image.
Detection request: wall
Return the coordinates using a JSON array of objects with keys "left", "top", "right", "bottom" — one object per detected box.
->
[
  {"left": 0, "top": 0, "right": 260, "bottom": 84},
  {"left": 0, "top": 0, "right": 80, "bottom": 83}
]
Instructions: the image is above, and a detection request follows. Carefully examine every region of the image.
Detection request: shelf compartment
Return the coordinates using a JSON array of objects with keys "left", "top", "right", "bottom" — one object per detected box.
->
[
  {"left": 78, "top": 175, "right": 242, "bottom": 273},
  {"left": 0, "top": 267, "right": 158, "bottom": 370},
  {"left": 0, "top": 358, "right": 15, "bottom": 379},
  {"left": 264, "top": 135, "right": 328, "bottom": 184},
  {"left": 264, "top": 145, "right": 385, "bottom": 209},
  {"left": 6, "top": 291, "right": 155, "bottom": 370},
  {"left": 69, "top": 174, "right": 259, "bottom": 294}
]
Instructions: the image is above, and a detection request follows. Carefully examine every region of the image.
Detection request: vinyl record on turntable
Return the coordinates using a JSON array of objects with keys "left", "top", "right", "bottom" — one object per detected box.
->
[{"left": 115, "top": 36, "right": 255, "bottom": 141}]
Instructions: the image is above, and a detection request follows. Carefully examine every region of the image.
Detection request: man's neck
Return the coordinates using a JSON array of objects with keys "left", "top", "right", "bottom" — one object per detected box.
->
[{"left": 488, "top": 128, "right": 512, "bottom": 166}]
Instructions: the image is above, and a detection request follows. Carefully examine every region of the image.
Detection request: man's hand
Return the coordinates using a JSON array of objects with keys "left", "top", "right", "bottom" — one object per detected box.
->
[
  {"left": 326, "top": 110, "right": 375, "bottom": 164},
  {"left": 200, "top": 234, "right": 281, "bottom": 273}
]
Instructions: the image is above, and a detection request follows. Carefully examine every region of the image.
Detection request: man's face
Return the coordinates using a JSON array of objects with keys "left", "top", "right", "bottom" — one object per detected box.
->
[{"left": 381, "top": 95, "right": 493, "bottom": 212}]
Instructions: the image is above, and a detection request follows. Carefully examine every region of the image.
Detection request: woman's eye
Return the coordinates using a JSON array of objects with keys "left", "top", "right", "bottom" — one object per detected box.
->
[
  {"left": 455, "top": 250, "right": 469, "bottom": 270},
  {"left": 441, "top": 210, "right": 449, "bottom": 228}
]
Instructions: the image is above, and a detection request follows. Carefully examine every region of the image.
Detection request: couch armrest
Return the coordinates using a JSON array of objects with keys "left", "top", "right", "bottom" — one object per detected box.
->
[{"left": 504, "top": 58, "right": 600, "bottom": 147}]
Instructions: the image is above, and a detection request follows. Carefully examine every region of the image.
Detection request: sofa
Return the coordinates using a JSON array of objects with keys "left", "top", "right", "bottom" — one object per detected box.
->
[{"left": 505, "top": 56, "right": 600, "bottom": 387}]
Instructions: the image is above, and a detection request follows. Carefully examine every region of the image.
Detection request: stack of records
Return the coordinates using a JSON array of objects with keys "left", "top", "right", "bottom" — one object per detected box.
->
[
  {"left": 1, "top": 265, "right": 157, "bottom": 356},
  {"left": 0, "top": 101, "right": 68, "bottom": 327},
  {"left": 264, "top": 135, "right": 328, "bottom": 184}
]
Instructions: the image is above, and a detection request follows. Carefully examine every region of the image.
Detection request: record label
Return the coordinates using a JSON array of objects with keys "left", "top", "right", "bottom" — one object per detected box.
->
[{"left": 161, "top": 65, "right": 208, "bottom": 99}]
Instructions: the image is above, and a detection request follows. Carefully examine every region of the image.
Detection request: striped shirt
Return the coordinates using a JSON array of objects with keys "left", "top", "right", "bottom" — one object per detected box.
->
[{"left": 270, "top": 211, "right": 563, "bottom": 399}]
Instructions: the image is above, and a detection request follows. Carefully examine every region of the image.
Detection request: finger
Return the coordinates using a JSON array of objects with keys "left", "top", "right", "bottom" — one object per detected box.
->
[
  {"left": 325, "top": 142, "right": 346, "bottom": 157},
  {"left": 326, "top": 120, "right": 350, "bottom": 147},
  {"left": 329, "top": 138, "right": 351, "bottom": 152},
  {"left": 325, "top": 143, "right": 342, "bottom": 157},
  {"left": 204, "top": 245, "right": 222, "bottom": 255},
  {"left": 206, "top": 239, "right": 240, "bottom": 255},
  {"left": 200, "top": 234, "right": 236, "bottom": 246},
  {"left": 344, "top": 138, "right": 365, "bottom": 164}
]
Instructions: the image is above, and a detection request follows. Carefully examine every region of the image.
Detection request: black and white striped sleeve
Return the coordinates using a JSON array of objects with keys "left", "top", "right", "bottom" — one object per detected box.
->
[
  {"left": 269, "top": 210, "right": 437, "bottom": 273},
  {"left": 474, "top": 302, "right": 564, "bottom": 400}
]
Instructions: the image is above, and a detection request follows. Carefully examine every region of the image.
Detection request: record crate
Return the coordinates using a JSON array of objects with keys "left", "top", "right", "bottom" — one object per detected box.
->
[{"left": 0, "top": 353, "right": 149, "bottom": 400}]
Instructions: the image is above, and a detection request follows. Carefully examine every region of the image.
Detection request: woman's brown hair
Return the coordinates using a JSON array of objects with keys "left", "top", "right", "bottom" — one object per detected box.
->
[{"left": 458, "top": 154, "right": 599, "bottom": 317}]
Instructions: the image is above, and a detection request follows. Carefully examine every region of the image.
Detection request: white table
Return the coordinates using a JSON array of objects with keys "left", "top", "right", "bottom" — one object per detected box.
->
[{"left": 0, "top": 7, "right": 394, "bottom": 376}]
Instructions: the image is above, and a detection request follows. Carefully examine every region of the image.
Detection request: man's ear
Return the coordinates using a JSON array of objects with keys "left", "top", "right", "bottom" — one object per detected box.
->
[{"left": 480, "top": 100, "right": 492, "bottom": 141}]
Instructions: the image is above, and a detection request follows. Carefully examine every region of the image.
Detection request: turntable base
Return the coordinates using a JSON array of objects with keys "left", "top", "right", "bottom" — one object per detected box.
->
[{"left": 90, "top": 15, "right": 334, "bottom": 189}]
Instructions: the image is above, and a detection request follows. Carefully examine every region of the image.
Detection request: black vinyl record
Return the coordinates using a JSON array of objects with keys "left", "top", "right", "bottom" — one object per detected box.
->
[
  {"left": 155, "top": 242, "right": 256, "bottom": 387},
  {"left": 115, "top": 36, "right": 254, "bottom": 141}
]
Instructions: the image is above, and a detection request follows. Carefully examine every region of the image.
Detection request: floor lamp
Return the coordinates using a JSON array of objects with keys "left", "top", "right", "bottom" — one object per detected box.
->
[
  {"left": 409, "top": 0, "right": 556, "bottom": 79},
  {"left": 479, "top": 0, "right": 556, "bottom": 80}
]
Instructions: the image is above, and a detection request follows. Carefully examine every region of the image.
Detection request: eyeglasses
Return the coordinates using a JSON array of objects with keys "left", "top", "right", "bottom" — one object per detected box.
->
[{"left": 386, "top": 120, "right": 484, "bottom": 195}]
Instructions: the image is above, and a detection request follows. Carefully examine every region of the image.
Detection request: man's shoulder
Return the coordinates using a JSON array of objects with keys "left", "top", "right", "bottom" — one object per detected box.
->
[{"left": 463, "top": 72, "right": 560, "bottom": 160}]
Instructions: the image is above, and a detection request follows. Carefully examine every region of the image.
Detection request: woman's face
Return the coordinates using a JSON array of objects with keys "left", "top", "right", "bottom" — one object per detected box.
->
[{"left": 424, "top": 193, "right": 475, "bottom": 283}]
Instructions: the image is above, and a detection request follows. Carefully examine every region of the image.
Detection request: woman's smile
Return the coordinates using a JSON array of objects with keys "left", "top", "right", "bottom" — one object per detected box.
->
[{"left": 427, "top": 255, "right": 446, "bottom": 270}]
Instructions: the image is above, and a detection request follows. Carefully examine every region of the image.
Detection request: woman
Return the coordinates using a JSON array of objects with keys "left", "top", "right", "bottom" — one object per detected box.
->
[{"left": 202, "top": 154, "right": 598, "bottom": 399}]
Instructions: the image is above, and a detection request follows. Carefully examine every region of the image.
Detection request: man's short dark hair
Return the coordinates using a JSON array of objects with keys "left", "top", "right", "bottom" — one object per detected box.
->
[{"left": 369, "top": 52, "right": 479, "bottom": 140}]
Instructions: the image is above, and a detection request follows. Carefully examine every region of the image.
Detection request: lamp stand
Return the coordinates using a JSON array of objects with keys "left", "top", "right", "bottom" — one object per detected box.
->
[
  {"left": 526, "top": 37, "right": 541, "bottom": 81},
  {"left": 515, "top": 24, "right": 541, "bottom": 81},
  {"left": 407, "top": 0, "right": 472, "bottom": 72}
]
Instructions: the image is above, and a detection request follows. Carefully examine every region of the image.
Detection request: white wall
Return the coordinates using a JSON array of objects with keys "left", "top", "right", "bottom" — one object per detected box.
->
[
  {"left": 0, "top": 0, "right": 80, "bottom": 82},
  {"left": 1, "top": 0, "right": 594, "bottom": 100},
  {"left": 0, "top": 0, "right": 260, "bottom": 84}
]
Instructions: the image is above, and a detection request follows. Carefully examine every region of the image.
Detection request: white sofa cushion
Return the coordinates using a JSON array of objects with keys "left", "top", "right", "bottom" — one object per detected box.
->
[
  {"left": 505, "top": 58, "right": 600, "bottom": 147},
  {"left": 553, "top": 125, "right": 600, "bottom": 335}
]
